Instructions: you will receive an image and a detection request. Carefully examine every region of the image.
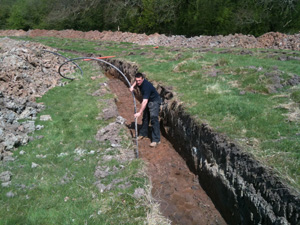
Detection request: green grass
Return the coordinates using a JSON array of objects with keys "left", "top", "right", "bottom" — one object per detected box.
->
[
  {"left": 6, "top": 36, "right": 300, "bottom": 191},
  {"left": 291, "top": 89, "right": 300, "bottom": 103},
  {"left": 0, "top": 53, "right": 151, "bottom": 224}
]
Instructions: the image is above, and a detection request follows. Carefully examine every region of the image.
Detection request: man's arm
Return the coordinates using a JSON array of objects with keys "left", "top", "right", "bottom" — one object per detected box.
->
[
  {"left": 129, "top": 81, "right": 136, "bottom": 92},
  {"left": 134, "top": 99, "right": 148, "bottom": 118}
]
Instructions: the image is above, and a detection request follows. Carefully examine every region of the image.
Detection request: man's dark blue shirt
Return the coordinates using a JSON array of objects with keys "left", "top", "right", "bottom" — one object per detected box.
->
[{"left": 138, "top": 79, "right": 160, "bottom": 103}]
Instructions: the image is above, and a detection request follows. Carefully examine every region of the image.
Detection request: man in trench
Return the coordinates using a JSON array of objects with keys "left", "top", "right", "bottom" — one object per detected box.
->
[{"left": 130, "top": 73, "right": 161, "bottom": 147}]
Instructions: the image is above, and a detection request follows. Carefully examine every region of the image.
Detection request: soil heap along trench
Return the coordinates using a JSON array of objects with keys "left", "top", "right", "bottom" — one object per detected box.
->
[
  {"left": 1, "top": 29, "right": 300, "bottom": 51},
  {"left": 99, "top": 58, "right": 300, "bottom": 225}
]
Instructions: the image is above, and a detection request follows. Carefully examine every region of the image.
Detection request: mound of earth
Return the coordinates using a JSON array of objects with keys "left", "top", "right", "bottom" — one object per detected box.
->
[
  {"left": 0, "top": 29, "right": 299, "bottom": 50},
  {"left": 0, "top": 37, "right": 74, "bottom": 99},
  {"left": 0, "top": 38, "right": 74, "bottom": 160}
]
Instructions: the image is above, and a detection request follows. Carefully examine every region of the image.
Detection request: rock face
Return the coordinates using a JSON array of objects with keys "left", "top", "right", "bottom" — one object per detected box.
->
[
  {"left": 100, "top": 57, "right": 300, "bottom": 225},
  {"left": 0, "top": 38, "right": 73, "bottom": 159},
  {"left": 0, "top": 29, "right": 299, "bottom": 51}
]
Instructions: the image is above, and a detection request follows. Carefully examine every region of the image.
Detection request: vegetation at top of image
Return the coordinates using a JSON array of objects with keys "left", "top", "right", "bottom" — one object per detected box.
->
[{"left": 1, "top": 0, "right": 300, "bottom": 37}]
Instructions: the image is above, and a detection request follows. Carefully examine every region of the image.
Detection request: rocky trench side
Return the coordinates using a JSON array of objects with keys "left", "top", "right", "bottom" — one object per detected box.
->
[{"left": 98, "top": 58, "right": 300, "bottom": 225}]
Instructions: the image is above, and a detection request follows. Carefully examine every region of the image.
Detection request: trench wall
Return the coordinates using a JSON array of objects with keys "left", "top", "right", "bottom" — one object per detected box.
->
[{"left": 99, "top": 58, "right": 300, "bottom": 225}]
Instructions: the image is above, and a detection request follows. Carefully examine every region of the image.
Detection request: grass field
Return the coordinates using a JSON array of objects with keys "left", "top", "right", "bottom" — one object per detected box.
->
[
  {"left": 0, "top": 50, "right": 169, "bottom": 224},
  {"left": 1, "top": 35, "right": 299, "bottom": 223},
  {"left": 11, "top": 36, "right": 300, "bottom": 190}
]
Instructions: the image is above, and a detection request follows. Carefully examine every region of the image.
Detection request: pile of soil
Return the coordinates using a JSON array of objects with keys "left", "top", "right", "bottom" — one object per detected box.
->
[
  {"left": 0, "top": 29, "right": 299, "bottom": 50},
  {"left": 0, "top": 37, "right": 72, "bottom": 99},
  {"left": 0, "top": 37, "right": 73, "bottom": 160}
]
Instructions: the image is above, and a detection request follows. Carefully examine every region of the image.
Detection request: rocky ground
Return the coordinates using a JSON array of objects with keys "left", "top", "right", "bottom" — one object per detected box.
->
[
  {"left": 0, "top": 38, "right": 75, "bottom": 161},
  {"left": 0, "top": 29, "right": 299, "bottom": 51}
]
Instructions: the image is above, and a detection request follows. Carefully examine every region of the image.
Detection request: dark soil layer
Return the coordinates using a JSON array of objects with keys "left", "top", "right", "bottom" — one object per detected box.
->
[
  {"left": 100, "top": 59, "right": 300, "bottom": 225},
  {"left": 108, "top": 78, "right": 227, "bottom": 225}
]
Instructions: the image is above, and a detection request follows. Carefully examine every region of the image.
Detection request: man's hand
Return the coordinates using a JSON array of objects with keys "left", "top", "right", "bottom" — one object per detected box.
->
[
  {"left": 129, "top": 81, "right": 136, "bottom": 92},
  {"left": 134, "top": 112, "right": 141, "bottom": 118},
  {"left": 134, "top": 99, "right": 148, "bottom": 118}
]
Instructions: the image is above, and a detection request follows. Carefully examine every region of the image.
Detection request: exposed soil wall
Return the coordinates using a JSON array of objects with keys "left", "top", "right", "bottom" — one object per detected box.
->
[
  {"left": 99, "top": 58, "right": 300, "bottom": 225},
  {"left": 159, "top": 103, "right": 300, "bottom": 225}
]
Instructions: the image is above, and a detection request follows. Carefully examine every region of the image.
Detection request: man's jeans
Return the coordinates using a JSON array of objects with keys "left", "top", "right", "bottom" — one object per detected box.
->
[{"left": 139, "top": 100, "right": 161, "bottom": 142}]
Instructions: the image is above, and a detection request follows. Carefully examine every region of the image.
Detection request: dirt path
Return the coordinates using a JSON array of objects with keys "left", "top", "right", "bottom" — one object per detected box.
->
[{"left": 108, "top": 77, "right": 227, "bottom": 225}]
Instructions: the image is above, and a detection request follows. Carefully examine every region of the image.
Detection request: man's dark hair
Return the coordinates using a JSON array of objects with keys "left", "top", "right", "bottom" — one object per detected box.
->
[{"left": 135, "top": 72, "right": 144, "bottom": 78}]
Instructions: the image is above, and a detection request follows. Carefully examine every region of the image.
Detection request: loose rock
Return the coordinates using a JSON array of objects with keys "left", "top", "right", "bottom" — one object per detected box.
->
[
  {"left": 116, "top": 116, "right": 126, "bottom": 125},
  {"left": 31, "top": 162, "right": 39, "bottom": 168},
  {"left": 40, "top": 115, "right": 52, "bottom": 121},
  {"left": 0, "top": 171, "right": 12, "bottom": 182},
  {"left": 6, "top": 191, "right": 15, "bottom": 198},
  {"left": 19, "top": 150, "right": 26, "bottom": 155},
  {"left": 1, "top": 181, "right": 11, "bottom": 187},
  {"left": 133, "top": 188, "right": 145, "bottom": 199},
  {"left": 3, "top": 156, "right": 15, "bottom": 162}
]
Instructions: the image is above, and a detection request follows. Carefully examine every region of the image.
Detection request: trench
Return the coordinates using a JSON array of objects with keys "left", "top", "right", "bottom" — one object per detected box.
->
[
  {"left": 107, "top": 76, "right": 226, "bottom": 224},
  {"left": 99, "top": 59, "right": 299, "bottom": 225}
]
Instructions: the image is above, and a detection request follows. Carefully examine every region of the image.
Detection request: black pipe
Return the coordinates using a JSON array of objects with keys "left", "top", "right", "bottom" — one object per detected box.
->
[
  {"left": 58, "top": 57, "right": 139, "bottom": 158},
  {"left": 41, "top": 49, "right": 83, "bottom": 78}
]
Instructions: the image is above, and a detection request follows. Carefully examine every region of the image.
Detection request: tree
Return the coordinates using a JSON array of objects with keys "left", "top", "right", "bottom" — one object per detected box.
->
[
  {"left": 233, "top": 0, "right": 300, "bottom": 35},
  {"left": 0, "top": 0, "right": 18, "bottom": 29},
  {"left": 7, "top": 0, "right": 50, "bottom": 30},
  {"left": 2, "top": 0, "right": 300, "bottom": 36}
]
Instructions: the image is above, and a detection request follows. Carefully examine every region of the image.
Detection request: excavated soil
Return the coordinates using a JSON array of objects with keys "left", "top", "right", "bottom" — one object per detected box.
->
[
  {"left": 0, "top": 38, "right": 75, "bottom": 160},
  {"left": 0, "top": 29, "right": 300, "bottom": 50},
  {"left": 107, "top": 78, "right": 227, "bottom": 224}
]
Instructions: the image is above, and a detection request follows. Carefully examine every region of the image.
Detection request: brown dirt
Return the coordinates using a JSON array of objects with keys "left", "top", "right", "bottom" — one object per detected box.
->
[
  {"left": 0, "top": 29, "right": 300, "bottom": 50},
  {"left": 107, "top": 77, "right": 227, "bottom": 225}
]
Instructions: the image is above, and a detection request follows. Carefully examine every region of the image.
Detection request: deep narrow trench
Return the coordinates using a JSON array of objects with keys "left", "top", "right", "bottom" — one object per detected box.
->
[
  {"left": 100, "top": 59, "right": 299, "bottom": 225},
  {"left": 107, "top": 77, "right": 227, "bottom": 225}
]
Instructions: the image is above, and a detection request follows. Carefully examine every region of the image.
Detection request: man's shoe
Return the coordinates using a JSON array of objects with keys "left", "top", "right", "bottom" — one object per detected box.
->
[
  {"left": 137, "top": 136, "right": 148, "bottom": 140},
  {"left": 149, "top": 142, "right": 160, "bottom": 147}
]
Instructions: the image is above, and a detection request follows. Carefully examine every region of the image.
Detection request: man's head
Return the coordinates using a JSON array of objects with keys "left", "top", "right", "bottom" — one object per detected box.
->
[{"left": 135, "top": 73, "right": 144, "bottom": 86}]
